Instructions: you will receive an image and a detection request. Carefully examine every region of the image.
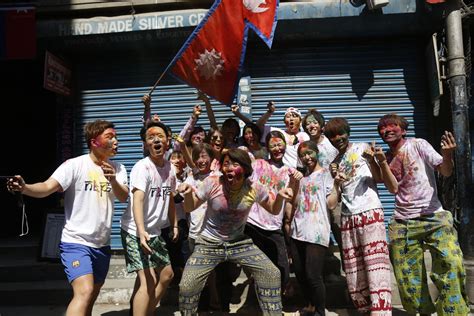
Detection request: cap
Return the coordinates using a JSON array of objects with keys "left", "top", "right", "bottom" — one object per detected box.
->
[{"left": 285, "top": 107, "right": 301, "bottom": 118}]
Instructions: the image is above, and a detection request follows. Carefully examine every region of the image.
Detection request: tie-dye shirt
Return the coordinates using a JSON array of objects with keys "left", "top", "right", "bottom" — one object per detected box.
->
[
  {"left": 196, "top": 175, "right": 269, "bottom": 242},
  {"left": 317, "top": 136, "right": 338, "bottom": 169},
  {"left": 386, "top": 138, "right": 443, "bottom": 219},
  {"left": 247, "top": 159, "right": 294, "bottom": 231},
  {"left": 290, "top": 169, "right": 333, "bottom": 246},
  {"left": 334, "top": 142, "right": 382, "bottom": 215}
]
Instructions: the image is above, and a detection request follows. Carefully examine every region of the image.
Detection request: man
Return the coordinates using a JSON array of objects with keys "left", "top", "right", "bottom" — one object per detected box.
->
[
  {"left": 376, "top": 113, "right": 469, "bottom": 315},
  {"left": 120, "top": 120, "right": 178, "bottom": 316},
  {"left": 7, "top": 119, "right": 129, "bottom": 316}
]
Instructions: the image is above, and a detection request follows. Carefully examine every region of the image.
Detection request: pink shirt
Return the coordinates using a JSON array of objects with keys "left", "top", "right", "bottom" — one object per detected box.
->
[{"left": 386, "top": 138, "right": 443, "bottom": 219}]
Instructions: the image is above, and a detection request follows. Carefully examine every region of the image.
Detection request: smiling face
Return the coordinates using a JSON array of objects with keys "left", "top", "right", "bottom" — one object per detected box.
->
[
  {"left": 284, "top": 112, "right": 301, "bottom": 134},
  {"left": 92, "top": 128, "right": 118, "bottom": 157},
  {"left": 145, "top": 126, "right": 168, "bottom": 161},
  {"left": 209, "top": 130, "right": 224, "bottom": 153},
  {"left": 379, "top": 123, "right": 406, "bottom": 146},
  {"left": 267, "top": 137, "right": 286, "bottom": 163},
  {"left": 304, "top": 115, "right": 322, "bottom": 140},
  {"left": 328, "top": 133, "right": 349, "bottom": 153},
  {"left": 190, "top": 131, "right": 206, "bottom": 146},
  {"left": 221, "top": 155, "right": 245, "bottom": 188},
  {"left": 170, "top": 153, "right": 186, "bottom": 174},
  {"left": 195, "top": 149, "right": 212, "bottom": 174},
  {"left": 298, "top": 144, "right": 319, "bottom": 172}
]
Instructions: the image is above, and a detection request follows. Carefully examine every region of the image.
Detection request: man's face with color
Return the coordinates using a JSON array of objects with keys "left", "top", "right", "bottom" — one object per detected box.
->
[{"left": 145, "top": 126, "right": 168, "bottom": 159}]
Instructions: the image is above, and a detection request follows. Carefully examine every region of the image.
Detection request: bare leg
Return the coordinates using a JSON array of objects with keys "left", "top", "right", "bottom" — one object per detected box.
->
[
  {"left": 133, "top": 269, "right": 159, "bottom": 316},
  {"left": 66, "top": 274, "right": 100, "bottom": 316},
  {"left": 153, "top": 265, "right": 174, "bottom": 306}
]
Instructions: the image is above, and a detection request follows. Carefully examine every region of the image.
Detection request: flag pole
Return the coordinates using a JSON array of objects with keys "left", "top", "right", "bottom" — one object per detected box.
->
[{"left": 148, "top": 67, "right": 168, "bottom": 96}]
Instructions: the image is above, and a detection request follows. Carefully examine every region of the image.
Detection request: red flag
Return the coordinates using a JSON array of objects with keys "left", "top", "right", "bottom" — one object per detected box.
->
[
  {"left": 0, "top": 7, "right": 36, "bottom": 60},
  {"left": 426, "top": 0, "right": 445, "bottom": 3},
  {"left": 169, "top": 0, "right": 279, "bottom": 105}
]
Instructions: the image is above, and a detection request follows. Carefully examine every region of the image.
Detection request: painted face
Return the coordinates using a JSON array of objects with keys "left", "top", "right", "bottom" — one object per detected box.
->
[
  {"left": 284, "top": 112, "right": 301, "bottom": 134},
  {"left": 267, "top": 137, "right": 286, "bottom": 162},
  {"left": 305, "top": 115, "right": 322, "bottom": 138},
  {"left": 195, "top": 149, "right": 212, "bottom": 174},
  {"left": 209, "top": 131, "right": 224, "bottom": 153},
  {"left": 244, "top": 128, "right": 257, "bottom": 147},
  {"left": 221, "top": 155, "right": 245, "bottom": 186},
  {"left": 328, "top": 133, "right": 349, "bottom": 153},
  {"left": 93, "top": 128, "right": 118, "bottom": 156},
  {"left": 298, "top": 145, "right": 319, "bottom": 170},
  {"left": 145, "top": 126, "right": 168, "bottom": 159},
  {"left": 190, "top": 131, "right": 205, "bottom": 146},
  {"left": 379, "top": 123, "right": 406, "bottom": 144},
  {"left": 170, "top": 154, "right": 186, "bottom": 173}
]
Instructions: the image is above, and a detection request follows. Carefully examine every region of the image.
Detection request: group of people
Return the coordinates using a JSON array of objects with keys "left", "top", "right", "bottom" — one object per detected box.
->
[{"left": 6, "top": 91, "right": 470, "bottom": 316}]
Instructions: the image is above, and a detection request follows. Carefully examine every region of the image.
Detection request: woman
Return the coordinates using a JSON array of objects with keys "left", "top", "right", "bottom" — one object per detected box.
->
[
  {"left": 240, "top": 122, "right": 268, "bottom": 160},
  {"left": 177, "top": 148, "right": 290, "bottom": 315}
]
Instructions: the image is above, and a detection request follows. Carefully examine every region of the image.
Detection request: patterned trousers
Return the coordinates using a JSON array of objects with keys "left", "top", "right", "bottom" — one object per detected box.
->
[
  {"left": 341, "top": 208, "right": 392, "bottom": 315},
  {"left": 179, "top": 236, "right": 282, "bottom": 315},
  {"left": 389, "top": 210, "right": 469, "bottom": 315}
]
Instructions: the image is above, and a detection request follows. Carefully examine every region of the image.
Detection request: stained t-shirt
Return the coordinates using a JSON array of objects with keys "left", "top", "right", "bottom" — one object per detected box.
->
[
  {"left": 334, "top": 142, "right": 382, "bottom": 215},
  {"left": 317, "top": 136, "right": 339, "bottom": 169},
  {"left": 290, "top": 169, "right": 333, "bottom": 246},
  {"left": 195, "top": 175, "right": 269, "bottom": 242},
  {"left": 386, "top": 138, "right": 443, "bottom": 219},
  {"left": 247, "top": 159, "right": 294, "bottom": 231}
]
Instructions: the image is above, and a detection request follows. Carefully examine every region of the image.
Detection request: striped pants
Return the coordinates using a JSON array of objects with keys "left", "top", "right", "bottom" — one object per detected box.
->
[
  {"left": 341, "top": 208, "right": 392, "bottom": 315},
  {"left": 179, "top": 236, "right": 282, "bottom": 315},
  {"left": 389, "top": 210, "right": 469, "bottom": 315}
]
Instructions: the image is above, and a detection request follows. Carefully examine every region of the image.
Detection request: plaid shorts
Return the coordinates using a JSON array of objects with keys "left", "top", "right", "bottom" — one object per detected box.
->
[{"left": 121, "top": 229, "right": 171, "bottom": 273}]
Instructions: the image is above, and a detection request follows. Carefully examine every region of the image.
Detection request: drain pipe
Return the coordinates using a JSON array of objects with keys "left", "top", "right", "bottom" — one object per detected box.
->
[{"left": 445, "top": 0, "right": 474, "bottom": 302}]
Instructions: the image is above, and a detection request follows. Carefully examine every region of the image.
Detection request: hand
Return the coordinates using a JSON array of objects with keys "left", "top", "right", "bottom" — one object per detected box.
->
[
  {"left": 362, "top": 141, "right": 376, "bottom": 162},
  {"left": 231, "top": 104, "right": 240, "bottom": 114},
  {"left": 374, "top": 147, "right": 386, "bottom": 164},
  {"left": 142, "top": 94, "right": 151, "bottom": 107},
  {"left": 330, "top": 163, "right": 339, "bottom": 178},
  {"left": 334, "top": 172, "right": 348, "bottom": 187},
  {"left": 193, "top": 104, "right": 202, "bottom": 117},
  {"left": 279, "top": 187, "right": 294, "bottom": 201},
  {"left": 440, "top": 131, "right": 456, "bottom": 155},
  {"left": 172, "top": 226, "right": 179, "bottom": 243},
  {"left": 139, "top": 231, "right": 153, "bottom": 255},
  {"left": 197, "top": 90, "right": 209, "bottom": 103},
  {"left": 177, "top": 183, "right": 193, "bottom": 195},
  {"left": 151, "top": 114, "right": 160, "bottom": 122},
  {"left": 101, "top": 161, "right": 116, "bottom": 182},
  {"left": 7, "top": 175, "right": 25, "bottom": 193},
  {"left": 289, "top": 169, "right": 303, "bottom": 181},
  {"left": 267, "top": 101, "right": 275, "bottom": 113}
]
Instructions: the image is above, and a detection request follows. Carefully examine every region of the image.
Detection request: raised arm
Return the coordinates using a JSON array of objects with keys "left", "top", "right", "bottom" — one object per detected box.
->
[
  {"left": 231, "top": 104, "right": 252, "bottom": 125},
  {"left": 175, "top": 135, "right": 196, "bottom": 169},
  {"left": 199, "top": 91, "right": 219, "bottom": 131},
  {"left": 174, "top": 105, "right": 201, "bottom": 153},
  {"left": 374, "top": 149, "right": 399, "bottom": 194},
  {"left": 256, "top": 101, "right": 275, "bottom": 130},
  {"left": 437, "top": 131, "right": 456, "bottom": 177},
  {"left": 8, "top": 175, "right": 61, "bottom": 198},
  {"left": 363, "top": 141, "right": 383, "bottom": 183}
]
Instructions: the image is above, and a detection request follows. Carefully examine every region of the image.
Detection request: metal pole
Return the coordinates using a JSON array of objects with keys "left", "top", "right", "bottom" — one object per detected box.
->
[{"left": 445, "top": 0, "right": 474, "bottom": 303}]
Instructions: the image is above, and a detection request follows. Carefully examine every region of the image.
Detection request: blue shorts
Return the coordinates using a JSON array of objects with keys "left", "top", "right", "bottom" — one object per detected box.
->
[{"left": 59, "top": 242, "right": 111, "bottom": 284}]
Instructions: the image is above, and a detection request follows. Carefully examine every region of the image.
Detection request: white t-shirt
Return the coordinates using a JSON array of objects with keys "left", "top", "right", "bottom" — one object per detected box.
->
[
  {"left": 121, "top": 157, "right": 176, "bottom": 237},
  {"left": 317, "top": 136, "right": 338, "bottom": 169},
  {"left": 184, "top": 171, "right": 216, "bottom": 240},
  {"left": 262, "top": 126, "right": 309, "bottom": 169},
  {"left": 52, "top": 154, "right": 128, "bottom": 248},
  {"left": 334, "top": 143, "right": 383, "bottom": 216},
  {"left": 291, "top": 169, "right": 333, "bottom": 246}
]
